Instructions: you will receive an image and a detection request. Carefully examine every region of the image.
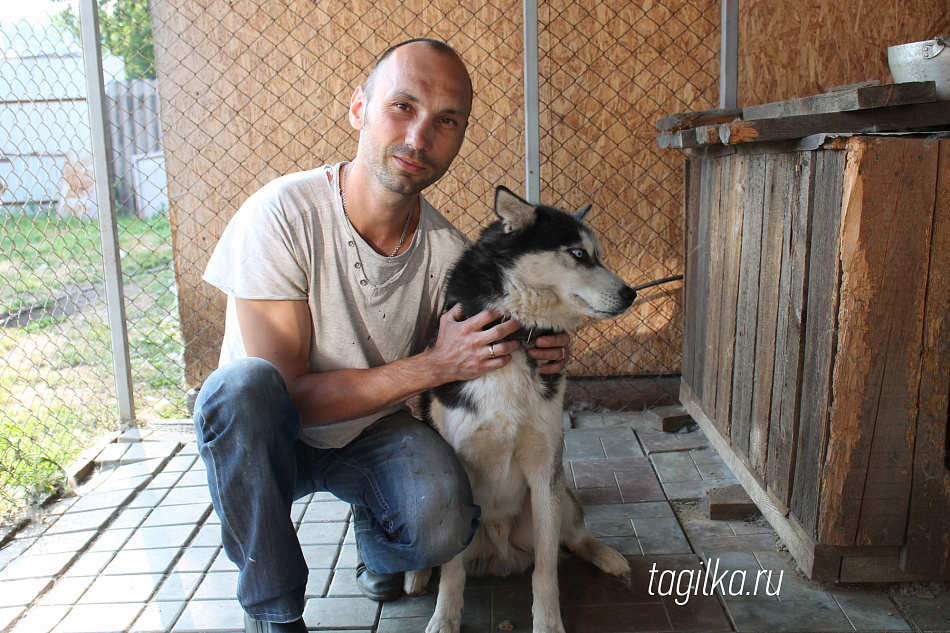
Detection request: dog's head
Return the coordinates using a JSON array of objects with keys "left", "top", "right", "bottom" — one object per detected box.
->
[{"left": 476, "top": 186, "right": 636, "bottom": 330}]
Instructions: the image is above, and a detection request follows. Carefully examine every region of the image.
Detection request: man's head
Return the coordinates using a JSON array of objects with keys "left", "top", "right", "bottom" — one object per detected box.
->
[
  {"left": 349, "top": 39, "right": 473, "bottom": 196},
  {"left": 363, "top": 38, "right": 473, "bottom": 107}
]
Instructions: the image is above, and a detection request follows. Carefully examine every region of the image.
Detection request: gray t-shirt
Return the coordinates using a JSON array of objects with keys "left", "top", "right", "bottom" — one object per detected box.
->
[{"left": 203, "top": 162, "right": 469, "bottom": 448}]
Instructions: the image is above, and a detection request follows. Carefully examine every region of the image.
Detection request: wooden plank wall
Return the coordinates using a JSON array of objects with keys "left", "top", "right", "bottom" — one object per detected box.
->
[
  {"left": 789, "top": 149, "right": 844, "bottom": 538},
  {"left": 903, "top": 140, "right": 950, "bottom": 574},
  {"left": 819, "top": 138, "right": 943, "bottom": 549},
  {"left": 683, "top": 137, "right": 950, "bottom": 578}
]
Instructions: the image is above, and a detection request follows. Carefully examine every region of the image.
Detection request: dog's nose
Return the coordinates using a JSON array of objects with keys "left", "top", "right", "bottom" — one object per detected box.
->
[{"left": 620, "top": 285, "right": 637, "bottom": 305}]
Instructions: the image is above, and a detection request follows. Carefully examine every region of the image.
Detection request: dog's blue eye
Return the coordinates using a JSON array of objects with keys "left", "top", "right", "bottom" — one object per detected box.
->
[{"left": 570, "top": 249, "right": 587, "bottom": 261}]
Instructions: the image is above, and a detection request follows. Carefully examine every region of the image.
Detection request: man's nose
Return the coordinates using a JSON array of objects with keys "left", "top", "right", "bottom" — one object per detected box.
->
[{"left": 405, "top": 119, "right": 433, "bottom": 151}]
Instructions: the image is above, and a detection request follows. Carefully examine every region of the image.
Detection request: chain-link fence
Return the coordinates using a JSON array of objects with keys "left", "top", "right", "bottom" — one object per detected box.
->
[
  {"left": 153, "top": 0, "right": 719, "bottom": 410},
  {"left": 1, "top": 0, "right": 719, "bottom": 526},
  {"left": 537, "top": 0, "right": 719, "bottom": 408},
  {"left": 0, "top": 0, "right": 181, "bottom": 525}
]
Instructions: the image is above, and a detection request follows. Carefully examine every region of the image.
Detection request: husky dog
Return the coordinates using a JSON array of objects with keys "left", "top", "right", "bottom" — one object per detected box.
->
[{"left": 405, "top": 187, "right": 636, "bottom": 633}]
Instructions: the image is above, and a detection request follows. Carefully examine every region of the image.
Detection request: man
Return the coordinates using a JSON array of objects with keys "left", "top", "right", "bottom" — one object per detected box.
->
[{"left": 194, "top": 39, "right": 571, "bottom": 633}]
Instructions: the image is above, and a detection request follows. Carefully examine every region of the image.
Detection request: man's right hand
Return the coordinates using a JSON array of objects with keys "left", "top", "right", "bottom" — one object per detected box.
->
[{"left": 426, "top": 303, "right": 523, "bottom": 383}]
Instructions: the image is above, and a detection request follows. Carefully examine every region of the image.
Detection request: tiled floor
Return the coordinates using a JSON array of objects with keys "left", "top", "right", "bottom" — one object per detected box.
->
[{"left": 0, "top": 413, "right": 947, "bottom": 633}]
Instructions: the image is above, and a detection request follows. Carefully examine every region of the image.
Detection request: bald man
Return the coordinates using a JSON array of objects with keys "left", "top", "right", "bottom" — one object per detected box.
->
[{"left": 194, "top": 39, "right": 571, "bottom": 632}]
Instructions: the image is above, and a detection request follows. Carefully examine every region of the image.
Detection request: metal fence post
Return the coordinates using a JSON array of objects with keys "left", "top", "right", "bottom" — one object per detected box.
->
[
  {"left": 523, "top": 0, "right": 541, "bottom": 204},
  {"left": 78, "top": 0, "right": 136, "bottom": 422},
  {"left": 720, "top": 0, "right": 738, "bottom": 108}
]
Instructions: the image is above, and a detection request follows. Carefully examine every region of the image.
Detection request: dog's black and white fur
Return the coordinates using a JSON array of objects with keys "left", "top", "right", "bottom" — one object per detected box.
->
[{"left": 405, "top": 187, "right": 636, "bottom": 633}]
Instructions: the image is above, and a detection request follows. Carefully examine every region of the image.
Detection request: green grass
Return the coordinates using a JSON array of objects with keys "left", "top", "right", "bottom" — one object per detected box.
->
[
  {"left": 0, "top": 210, "right": 186, "bottom": 522},
  {"left": 0, "top": 211, "right": 174, "bottom": 313}
]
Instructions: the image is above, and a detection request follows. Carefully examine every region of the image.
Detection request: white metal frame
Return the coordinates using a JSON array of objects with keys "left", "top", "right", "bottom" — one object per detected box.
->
[
  {"left": 79, "top": 0, "right": 135, "bottom": 422},
  {"left": 523, "top": 0, "right": 541, "bottom": 203}
]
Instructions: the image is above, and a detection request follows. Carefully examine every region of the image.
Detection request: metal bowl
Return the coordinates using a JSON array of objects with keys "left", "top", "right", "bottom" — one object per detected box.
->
[{"left": 888, "top": 38, "right": 950, "bottom": 100}]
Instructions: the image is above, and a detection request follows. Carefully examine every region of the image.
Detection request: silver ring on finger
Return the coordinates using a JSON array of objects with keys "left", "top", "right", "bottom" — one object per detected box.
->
[{"left": 489, "top": 342, "right": 496, "bottom": 359}]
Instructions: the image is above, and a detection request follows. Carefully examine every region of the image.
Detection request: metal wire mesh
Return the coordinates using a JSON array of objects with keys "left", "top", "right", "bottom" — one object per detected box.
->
[
  {"left": 1, "top": 0, "right": 719, "bottom": 524},
  {"left": 0, "top": 1, "right": 182, "bottom": 524},
  {"left": 151, "top": 0, "right": 719, "bottom": 412},
  {"left": 537, "top": 0, "right": 719, "bottom": 408}
]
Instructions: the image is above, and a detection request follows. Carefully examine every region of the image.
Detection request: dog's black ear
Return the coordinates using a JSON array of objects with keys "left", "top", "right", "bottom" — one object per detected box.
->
[
  {"left": 572, "top": 204, "right": 592, "bottom": 222},
  {"left": 494, "top": 186, "right": 536, "bottom": 233}
]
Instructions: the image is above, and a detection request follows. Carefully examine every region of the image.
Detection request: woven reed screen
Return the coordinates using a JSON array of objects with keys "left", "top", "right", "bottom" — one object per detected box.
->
[{"left": 151, "top": 0, "right": 719, "bottom": 408}]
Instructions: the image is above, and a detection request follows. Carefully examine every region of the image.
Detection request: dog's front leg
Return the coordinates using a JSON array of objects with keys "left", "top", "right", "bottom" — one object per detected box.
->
[
  {"left": 528, "top": 472, "right": 566, "bottom": 633},
  {"left": 425, "top": 553, "right": 466, "bottom": 633}
]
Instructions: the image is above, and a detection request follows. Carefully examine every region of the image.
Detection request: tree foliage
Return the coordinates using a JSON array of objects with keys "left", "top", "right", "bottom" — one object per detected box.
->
[{"left": 54, "top": 0, "right": 155, "bottom": 80}]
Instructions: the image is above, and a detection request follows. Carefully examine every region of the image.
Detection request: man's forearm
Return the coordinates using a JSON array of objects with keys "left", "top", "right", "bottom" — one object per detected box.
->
[{"left": 284, "top": 349, "right": 446, "bottom": 427}]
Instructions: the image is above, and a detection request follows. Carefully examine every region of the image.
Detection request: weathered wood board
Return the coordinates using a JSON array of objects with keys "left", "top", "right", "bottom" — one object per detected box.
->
[{"left": 680, "top": 135, "right": 950, "bottom": 582}]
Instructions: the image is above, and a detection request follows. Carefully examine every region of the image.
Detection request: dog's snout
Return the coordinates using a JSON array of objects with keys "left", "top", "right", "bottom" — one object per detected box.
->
[{"left": 620, "top": 285, "right": 637, "bottom": 305}]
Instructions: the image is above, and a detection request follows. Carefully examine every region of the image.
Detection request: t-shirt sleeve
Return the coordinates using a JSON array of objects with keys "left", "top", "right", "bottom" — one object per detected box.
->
[{"left": 203, "top": 190, "right": 311, "bottom": 300}]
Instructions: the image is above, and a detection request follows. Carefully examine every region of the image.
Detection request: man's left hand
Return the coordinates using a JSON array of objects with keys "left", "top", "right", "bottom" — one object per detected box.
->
[{"left": 530, "top": 332, "right": 571, "bottom": 374}]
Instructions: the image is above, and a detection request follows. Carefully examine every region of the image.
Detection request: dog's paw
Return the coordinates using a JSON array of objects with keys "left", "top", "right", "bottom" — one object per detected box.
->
[
  {"left": 532, "top": 617, "right": 566, "bottom": 633},
  {"left": 425, "top": 617, "right": 461, "bottom": 633},
  {"left": 594, "top": 545, "right": 630, "bottom": 576},
  {"left": 404, "top": 568, "right": 432, "bottom": 595}
]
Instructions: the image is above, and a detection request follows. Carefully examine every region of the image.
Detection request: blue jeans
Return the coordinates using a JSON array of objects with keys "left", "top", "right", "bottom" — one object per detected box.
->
[{"left": 193, "top": 357, "right": 479, "bottom": 622}]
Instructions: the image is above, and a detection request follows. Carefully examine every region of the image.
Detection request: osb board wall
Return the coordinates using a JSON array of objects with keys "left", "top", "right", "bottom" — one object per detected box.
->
[
  {"left": 150, "top": 0, "right": 526, "bottom": 387},
  {"left": 738, "top": 0, "right": 950, "bottom": 105},
  {"left": 537, "top": 0, "right": 720, "bottom": 376},
  {"left": 152, "top": 0, "right": 721, "bottom": 389}
]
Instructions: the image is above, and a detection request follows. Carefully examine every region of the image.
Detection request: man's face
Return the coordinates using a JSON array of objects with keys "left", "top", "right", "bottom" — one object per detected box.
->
[{"left": 351, "top": 44, "right": 472, "bottom": 196}]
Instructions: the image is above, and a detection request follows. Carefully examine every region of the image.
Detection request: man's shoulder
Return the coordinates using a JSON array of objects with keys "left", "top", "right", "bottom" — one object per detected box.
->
[
  {"left": 420, "top": 199, "right": 472, "bottom": 253},
  {"left": 251, "top": 166, "right": 334, "bottom": 206}
]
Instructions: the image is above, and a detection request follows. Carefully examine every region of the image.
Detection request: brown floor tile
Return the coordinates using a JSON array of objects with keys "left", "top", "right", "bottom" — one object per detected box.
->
[
  {"left": 558, "top": 556, "right": 655, "bottom": 606},
  {"left": 571, "top": 458, "right": 652, "bottom": 489},
  {"left": 616, "top": 470, "right": 666, "bottom": 503},
  {"left": 688, "top": 533, "right": 778, "bottom": 554},
  {"left": 665, "top": 594, "right": 732, "bottom": 632},
  {"left": 575, "top": 487, "right": 625, "bottom": 505},
  {"left": 561, "top": 602, "right": 671, "bottom": 632}
]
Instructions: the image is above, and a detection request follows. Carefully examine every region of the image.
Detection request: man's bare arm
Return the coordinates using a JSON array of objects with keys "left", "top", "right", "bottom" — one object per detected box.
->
[{"left": 235, "top": 298, "right": 526, "bottom": 427}]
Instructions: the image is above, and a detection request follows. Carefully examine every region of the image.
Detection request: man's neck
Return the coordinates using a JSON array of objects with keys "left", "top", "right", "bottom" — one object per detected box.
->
[{"left": 342, "top": 161, "right": 420, "bottom": 257}]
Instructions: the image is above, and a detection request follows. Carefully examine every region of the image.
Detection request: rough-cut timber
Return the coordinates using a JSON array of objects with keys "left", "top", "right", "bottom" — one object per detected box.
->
[{"left": 677, "top": 131, "right": 950, "bottom": 582}]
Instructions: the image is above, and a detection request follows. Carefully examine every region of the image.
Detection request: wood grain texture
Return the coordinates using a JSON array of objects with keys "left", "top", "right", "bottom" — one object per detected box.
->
[
  {"left": 681, "top": 380, "right": 839, "bottom": 581},
  {"left": 737, "top": 0, "right": 950, "bottom": 105},
  {"left": 819, "top": 137, "right": 936, "bottom": 548},
  {"left": 789, "top": 148, "right": 845, "bottom": 539},
  {"left": 720, "top": 101, "right": 950, "bottom": 146},
  {"left": 741, "top": 81, "right": 937, "bottom": 120},
  {"left": 748, "top": 153, "right": 790, "bottom": 476},
  {"left": 682, "top": 158, "right": 702, "bottom": 392},
  {"left": 715, "top": 155, "right": 747, "bottom": 436},
  {"left": 765, "top": 151, "right": 813, "bottom": 509},
  {"left": 701, "top": 158, "right": 725, "bottom": 415},
  {"left": 901, "top": 139, "right": 950, "bottom": 574},
  {"left": 729, "top": 154, "right": 766, "bottom": 456}
]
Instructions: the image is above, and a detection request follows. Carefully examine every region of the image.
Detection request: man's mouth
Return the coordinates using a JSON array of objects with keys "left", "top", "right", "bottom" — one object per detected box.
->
[{"left": 393, "top": 155, "right": 427, "bottom": 174}]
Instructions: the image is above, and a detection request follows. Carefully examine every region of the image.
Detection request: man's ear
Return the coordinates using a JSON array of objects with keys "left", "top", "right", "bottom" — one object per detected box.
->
[
  {"left": 494, "top": 186, "right": 536, "bottom": 233},
  {"left": 349, "top": 85, "right": 367, "bottom": 131}
]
